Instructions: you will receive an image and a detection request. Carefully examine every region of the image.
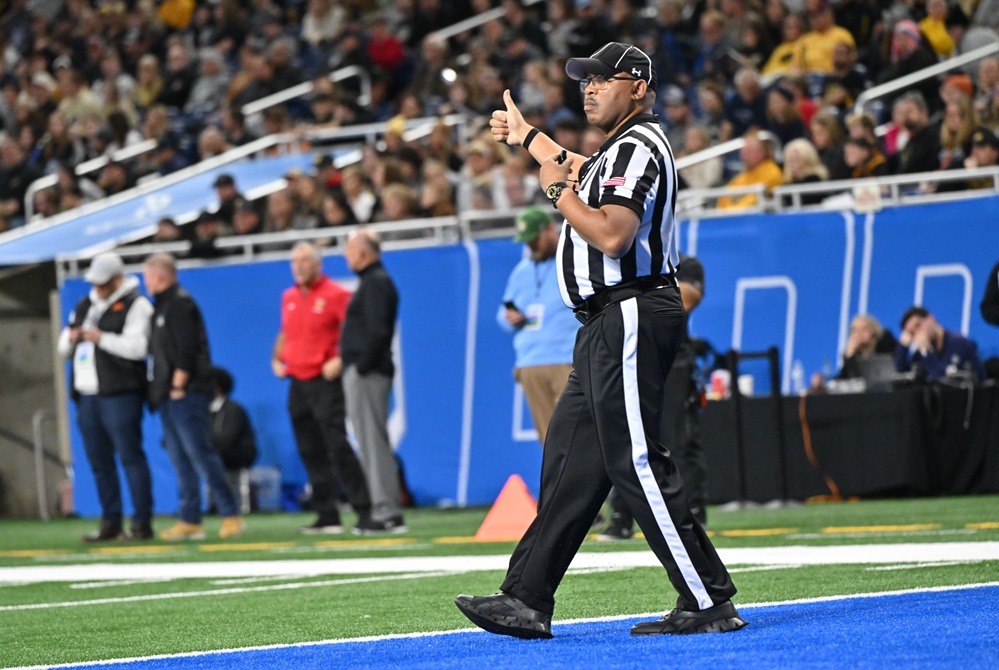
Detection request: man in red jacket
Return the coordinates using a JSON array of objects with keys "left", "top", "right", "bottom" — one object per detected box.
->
[{"left": 272, "top": 242, "right": 373, "bottom": 534}]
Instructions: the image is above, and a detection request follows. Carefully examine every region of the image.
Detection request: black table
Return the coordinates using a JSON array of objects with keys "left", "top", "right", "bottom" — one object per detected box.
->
[{"left": 700, "top": 384, "right": 999, "bottom": 503}]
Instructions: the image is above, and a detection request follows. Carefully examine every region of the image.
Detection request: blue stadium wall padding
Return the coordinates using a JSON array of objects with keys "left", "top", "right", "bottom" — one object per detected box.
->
[{"left": 62, "top": 195, "right": 999, "bottom": 514}]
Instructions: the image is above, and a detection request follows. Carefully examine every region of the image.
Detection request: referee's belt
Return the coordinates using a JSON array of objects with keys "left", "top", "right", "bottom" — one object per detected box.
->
[{"left": 573, "top": 274, "right": 677, "bottom": 324}]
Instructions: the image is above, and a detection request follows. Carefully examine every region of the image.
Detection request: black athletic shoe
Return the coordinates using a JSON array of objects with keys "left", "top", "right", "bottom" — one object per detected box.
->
[
  {"left": 81, "top": 521, "right": 124, "bottom": 543},
  {"left": 596, "top": 519, "right": 634, "bottom": 541},
  {"left": 126, "top": 522, "right": 154, "bottom": 540},
  {"left": 630, "top": 600, "right": 748, "bottom": 636},
  {"left": 298, "top": 517, "right": 344, "bottom": 535},
  {"left": 454, "top": 592, "right": 553, "bottom": 639},
  {"left": 352, "top": 516, "right": 408, "bottom": 535}
]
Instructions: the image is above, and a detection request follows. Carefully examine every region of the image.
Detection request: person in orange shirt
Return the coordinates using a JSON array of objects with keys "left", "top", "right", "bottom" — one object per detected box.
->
[{"left": 717, "top": 133, "right": 784, "bottom": 209}]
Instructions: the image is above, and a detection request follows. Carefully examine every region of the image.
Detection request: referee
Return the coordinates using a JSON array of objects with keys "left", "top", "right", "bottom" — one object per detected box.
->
[{"left": 455, "top": 43, "right": 746, "bottom": 638}]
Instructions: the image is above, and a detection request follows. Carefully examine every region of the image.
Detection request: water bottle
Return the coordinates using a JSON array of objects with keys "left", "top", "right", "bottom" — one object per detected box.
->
[{"left": 791, "top": 360, "right": 806, "bottom": 395}]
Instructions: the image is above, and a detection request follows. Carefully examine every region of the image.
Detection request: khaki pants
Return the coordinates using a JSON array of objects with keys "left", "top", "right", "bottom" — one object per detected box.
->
[{"left": 515, "top": 363, "right": 573, "bottom": 446}]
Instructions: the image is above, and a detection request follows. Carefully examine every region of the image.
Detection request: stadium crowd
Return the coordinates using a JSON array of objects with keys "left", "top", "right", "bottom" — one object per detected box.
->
[{"left": 0, "top": 0, "right": 998, "bottom": 239}]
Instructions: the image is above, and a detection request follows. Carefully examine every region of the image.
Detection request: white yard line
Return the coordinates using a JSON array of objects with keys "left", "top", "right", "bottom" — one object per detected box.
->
[
  {"left": 2, "top": 542, "right": 998, "bottom": 586},
  {"left": 4, "top": 581, "right": 998, "bottom": 670}
]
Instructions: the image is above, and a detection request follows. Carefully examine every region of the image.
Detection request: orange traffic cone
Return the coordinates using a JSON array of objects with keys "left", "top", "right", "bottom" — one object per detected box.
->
[{"left": 474, "top": 474, "right": 537, "bottom": 542}]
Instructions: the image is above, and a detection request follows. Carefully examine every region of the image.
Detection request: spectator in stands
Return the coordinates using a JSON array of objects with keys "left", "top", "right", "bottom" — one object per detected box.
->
[
  {"left": 842, "top": 136, "right": 888, "bottom": 179},
  {"left": 837, "top": 314, "right": 898, "bottom": 380},
  {"left": 158, "top": 40, "right": 197, "bottom": 112},
  {"left": 186, "top": 48, "right": 230, "bottom": 118},
  {"left": 220, "top": 106, "right": 258, "bottom": 147},
  {"left": 895, "top": 306, "right": 986, "bottom": 382},
  {"left": 457, "top": 139, "right": 502, "bottom": 212},
  {"left": 798, "top": 0, "right": 855, "bottom": 75},
  {"left": 0, "top": 136, "right": 41, "bottom": 229},
  {"left": 762, "top": 11, "right": 804, "bottom": 78},
  {"left": 418, "top": 158, "right": 458, "bottom": 217},
  {"left": 947, "top": 6, "right": 999, "bottom": 74},
  {"left": 833, "top": 0, "right": 880, "bottom": 63},
  {"left": 938, "top": 97, "right": 978, "bottom": 171},
  {"left": 566, "top": 0, "right": 616, "bottom": 64},
  {"left": 717, "top": 132, "right": 783, "bottom": 209},
  {"left": 889, "top": 92, "right": 941, "bottom": 175},
  {"left": 409, "top": 34, "right": 452, "bottom": 113},
  {"left": 211, "top": 173, "right": 248, "bottom": 230},
  {"left": 821, "top": 42, "right": 869, "bottom": 113},
  {"left": 151, "top": 135, "right": 190, "bottom": 177},
  {"left": 189, "top": 210, "right": 227, "bottom": 259},
  {"left": 735, "top": 14, "right": 775, "bottom": 72},
  {"left": 321, "top": 190, "right": 359, "bottom": 228},
  {"left": 696, "top": 81, "right": 728, "bottom": 140},
  {"left": 341, "top": 166, "right": 378, "bottom": 223},
  {"left": 781, "top": 138, "right": 829, "bottom": 205},
  {"left": 662, "top": 86, "right": 694, "bottom": 154},
  {"left": 962, "top": 127, "right": 999, "bottom": 189},
  {"left": 723, "top": 69, "right": 767, "bottom": 143},
  {"left": 131, "top": 54, "right": 164, "bottom": 116},
  {"left": 692, "top": 10, "right": 735, "bottom": 84},
  {"left": 974, "top": 57, "right": 999, "bottom": 121},
  {"left": 765, "top": 82, "right": 807, "bottom": 146},
  {"left": 37, "top": 111, "right": 86, "bottom": 173},
  {"left": 377, "top": 183, "right": 419, "bottom": 222},
  {"left": 265, "top": 189, "right": 318, "bottom": 233},
  {"left": 153, "top": 217, "right": 185, "bottom": 244},
  {"left": 56, "top": 69, "right": 104, "bottom": 129},
  {"left": 810, "top": 111, "right": 848, "bottom": 179},
  {"left": 94, "top": 49, "right": 137, "bottom": 104},
  {"left": 97, "top": 161, "right": 134, "bottom": 198},
  {"left": 876, "top": 20, "right": 939, "bottom": 110},
  {"left": 845, "top": 111, "right": 880, "bottom": 149},
  {"left": 196, "top": 127, "right": 232, "bottom": 162},
  {"left": 920, "top": 0, "right": 956, "bottom": 58},
  {"left": 678, "top": 124, "right": 725, "bottom": 190},
  {"left": 287, "top": 172, "right": 326, "bottom": 225},
  {"left": 267, "top": 37, "right": 306, "bottom": 90},
  {"left": 301, "top": 0, "right": 347, "bottom": 57},
  {"left": 232, "top": 199, "right": 264, "bottom": 236}
]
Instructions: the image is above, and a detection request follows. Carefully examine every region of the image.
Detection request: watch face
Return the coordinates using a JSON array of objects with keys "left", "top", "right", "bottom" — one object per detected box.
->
[{"left": 546, "top": 184, "right": 561, "bottom": 200}]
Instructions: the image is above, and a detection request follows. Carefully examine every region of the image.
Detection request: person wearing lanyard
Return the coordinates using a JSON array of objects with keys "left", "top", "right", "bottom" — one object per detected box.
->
[
  {"left": 498, "top": 206, "right": 578, "bottom": 446},
  {"left": 455, "top": 42, "right": 746, "bottom": 639}
]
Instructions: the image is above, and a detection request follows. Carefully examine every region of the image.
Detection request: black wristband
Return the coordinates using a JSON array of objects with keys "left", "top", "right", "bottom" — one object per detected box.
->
[{"left": 522, "top": 127, "right": 539, "bottom": 150}]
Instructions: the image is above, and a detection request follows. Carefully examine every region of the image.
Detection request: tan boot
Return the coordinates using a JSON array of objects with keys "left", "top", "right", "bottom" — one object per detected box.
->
[
  {"left": 219, "top": 516, "right": 246, "bottom": 539},
  {"left": 160, "top": 521, "right": 205, "bottom": 541}
]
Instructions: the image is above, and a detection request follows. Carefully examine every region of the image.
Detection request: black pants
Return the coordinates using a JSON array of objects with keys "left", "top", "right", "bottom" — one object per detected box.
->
[
  {"left": 500, "top": 287, "right": 736, "bottom": 615},
  {"left": 611, "top": 343, "right": 708, "bottom": 525},
  {"left": 288, "top": 376, "right": 371, "bottom": 521}
]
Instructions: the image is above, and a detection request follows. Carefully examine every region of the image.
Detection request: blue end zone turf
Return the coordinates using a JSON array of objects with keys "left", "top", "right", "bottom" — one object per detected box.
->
[{"left": 56, "top": 585, "right": 999, "bottom": 669}]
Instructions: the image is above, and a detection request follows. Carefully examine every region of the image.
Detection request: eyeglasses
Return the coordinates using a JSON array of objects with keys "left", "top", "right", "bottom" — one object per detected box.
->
[{"left": 578, "top": 74, "right": 639, "bottom": 92}]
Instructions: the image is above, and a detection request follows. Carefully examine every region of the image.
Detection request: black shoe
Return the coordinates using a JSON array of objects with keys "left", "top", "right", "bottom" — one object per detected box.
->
[
  {"left": 596, "top": 519, "right": 634, "bottom": 541},
  {"left": 81, "top": 521, "right": 123, "bottom": 543},
  {"left": 127, "top": 522, "right": 154, "bottom": 540},
  {"left": 298, "top": 517, "right": 343, "bottom": 535},
  {"left": 630, "top": 600, "right": 747, "bottom": 636},
  {"left": 352, "top": 515, "right": 408, "bottom": 535},
  {"left": 454, "top": 593, "right": 553, "bottom": 640}
]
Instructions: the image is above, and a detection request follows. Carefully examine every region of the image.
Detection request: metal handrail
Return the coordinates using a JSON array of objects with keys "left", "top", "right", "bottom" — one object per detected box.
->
[
  {"left": 854, "top": 42, "right": 999, "bottom": 113},
  {"left": 23, "top": 139, "right": 159, "bottom": 221},
  {"left": 241, "top": 64, "right": 373, "bottom": 116},
  {"left": 675, "top": 139, "right": 745, "bottom": 170},
  {"left": 430, "top": 0, "right": 545, "bottom": 42}
]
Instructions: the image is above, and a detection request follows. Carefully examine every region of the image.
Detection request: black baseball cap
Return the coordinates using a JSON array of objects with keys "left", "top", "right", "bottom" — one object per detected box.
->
[
  {"left": 212, "top": 173, "right": 235, "bottom": 188},
  {"left": 971, "top": 127, "right": 999, "bottom": 150},
  {"left": 566, "top": 42, "right": 657, "bottom": 91}
]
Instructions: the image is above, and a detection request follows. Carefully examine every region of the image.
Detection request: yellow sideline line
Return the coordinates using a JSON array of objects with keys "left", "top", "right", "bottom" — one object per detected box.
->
[
  {"left": 966, "top": 522, "right": 999, "bottom": 530},
  {"left": 823, "top": 524, "right": 940, "bottom": 534},
  {"left": 720, "top": 528, "right": 800, "bottom": 537},
  {"left": 313, "top": 538, "right": 416, "bottom": 548},
  {"left": 88, "top": 546, "right": 179, "bottom": 555},
  {"left": 0, "top": 549, "right": 71, "bottom": 558}
]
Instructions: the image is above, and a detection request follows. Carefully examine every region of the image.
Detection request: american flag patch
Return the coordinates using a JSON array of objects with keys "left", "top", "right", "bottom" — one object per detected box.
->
[{"left": 602, "top": 176, "right": 627, "bottom": 188}]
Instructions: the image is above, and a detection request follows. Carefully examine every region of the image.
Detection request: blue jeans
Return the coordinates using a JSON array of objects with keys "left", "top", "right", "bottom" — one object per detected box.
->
[
  {"left": 77, "top": 393, "right": 152, "bottom": 525},
  {"left": 160, "top": 390, "right": 237, "bottom": 522}
]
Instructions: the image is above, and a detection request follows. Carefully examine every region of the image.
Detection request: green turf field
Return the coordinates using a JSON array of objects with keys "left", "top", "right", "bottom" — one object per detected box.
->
[{"left": 1, "top": 496, "right": 997, "bottom": 668}]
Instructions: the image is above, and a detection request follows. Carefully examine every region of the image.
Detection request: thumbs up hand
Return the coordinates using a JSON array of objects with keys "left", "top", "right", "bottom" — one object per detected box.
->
[{"left": 490, "top": 89, "right": 530, "bottom": 146}]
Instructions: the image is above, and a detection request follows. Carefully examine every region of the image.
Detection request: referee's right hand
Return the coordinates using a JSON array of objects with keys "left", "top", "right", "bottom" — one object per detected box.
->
[{"left": 491, "top": 89, "right": 529, "bottom": 147}]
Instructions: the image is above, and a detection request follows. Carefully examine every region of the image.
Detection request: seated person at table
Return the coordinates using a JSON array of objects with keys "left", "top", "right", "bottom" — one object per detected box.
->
[
  {"left": 838, "top": 314, "right": 898, "bottom": 379},
  {"left": 894, "top": 306, "right": 986, "bottom": 382}
]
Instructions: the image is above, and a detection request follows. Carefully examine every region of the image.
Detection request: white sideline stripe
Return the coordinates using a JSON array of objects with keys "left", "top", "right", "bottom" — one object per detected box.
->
[
  {"left": 0, "top": 571, "right": 460, "bottom": 612},
  {"left": 2, "top": 542, "right": 999, "bottom": 586},
  {"left": 5, "top": 582, "right": 998, "bottom": 670}
]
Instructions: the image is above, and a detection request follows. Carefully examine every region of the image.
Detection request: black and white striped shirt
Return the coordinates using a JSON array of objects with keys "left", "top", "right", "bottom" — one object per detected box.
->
[{"left": 556, "top": 113, "right": 679, "bottom": 308}]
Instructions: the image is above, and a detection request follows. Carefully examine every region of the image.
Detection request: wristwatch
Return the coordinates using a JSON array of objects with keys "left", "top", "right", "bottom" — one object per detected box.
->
[{"left": 546, "top": 182, "right": 569, "bottom": 208}]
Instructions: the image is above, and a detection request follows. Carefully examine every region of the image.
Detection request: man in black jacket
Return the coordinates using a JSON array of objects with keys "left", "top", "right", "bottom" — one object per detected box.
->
[
  {"left": 143, "top": 253, "right": 245, "bottom": 541},
  {"left": 341, "top": 230, "right": 406, "bottom": 534},
  {"left": 58, "top": 252, "right": 154, "bottom": 541}
]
